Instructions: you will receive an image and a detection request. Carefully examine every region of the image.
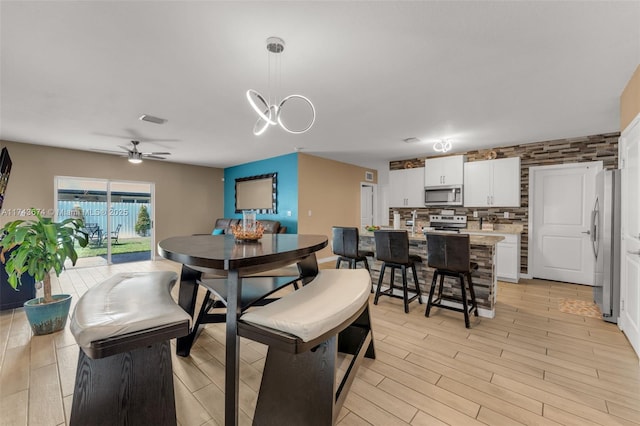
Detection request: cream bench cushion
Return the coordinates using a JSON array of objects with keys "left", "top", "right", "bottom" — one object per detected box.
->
[
  {"left": 240, "top": 269, "right": 371, "bottom": 343},
  {"left": 70, "top": 271, "right": 191, "bottom": 349}
]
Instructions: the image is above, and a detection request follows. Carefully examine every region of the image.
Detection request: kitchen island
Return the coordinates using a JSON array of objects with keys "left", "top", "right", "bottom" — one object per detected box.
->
[{"left": 359, "top": 231, "right": 504, "bottom": 317}]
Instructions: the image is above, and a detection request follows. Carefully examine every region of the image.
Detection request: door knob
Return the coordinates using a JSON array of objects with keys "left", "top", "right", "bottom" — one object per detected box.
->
[{"left": 581, "top": 230, "right": 591, "bottom": 235}]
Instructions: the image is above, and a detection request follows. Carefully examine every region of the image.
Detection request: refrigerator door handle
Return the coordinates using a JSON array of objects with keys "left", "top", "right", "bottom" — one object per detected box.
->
[{"left": 591, "top": 197, "right": 599, "bottom": 259}]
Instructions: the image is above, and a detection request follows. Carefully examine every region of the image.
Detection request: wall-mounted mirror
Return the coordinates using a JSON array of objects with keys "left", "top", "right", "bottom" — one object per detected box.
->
[
  {"left": 235, "top": 173, "right": 277, "bottom": 214},
  {"left": 0, "top": 147, "right": 12, "bottom": 210}
]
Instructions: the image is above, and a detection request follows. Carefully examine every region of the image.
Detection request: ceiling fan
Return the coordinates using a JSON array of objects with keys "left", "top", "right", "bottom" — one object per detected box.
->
[{"left": 92, "top": 141, "right": 171, "bottom": 164}]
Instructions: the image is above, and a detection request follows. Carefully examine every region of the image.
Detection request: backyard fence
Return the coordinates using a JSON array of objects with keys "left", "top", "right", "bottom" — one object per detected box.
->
[{"left": 57, "top": 201, "right": 151, "bottom": 239}]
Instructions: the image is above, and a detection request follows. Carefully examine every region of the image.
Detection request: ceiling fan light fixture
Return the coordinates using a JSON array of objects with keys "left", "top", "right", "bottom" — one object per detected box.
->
[
  {"left": 128, "top": 151, "right": 143, "bottom": 164},
  {"left": 247, "top": 37, "right": 315, "bottom": 135}
]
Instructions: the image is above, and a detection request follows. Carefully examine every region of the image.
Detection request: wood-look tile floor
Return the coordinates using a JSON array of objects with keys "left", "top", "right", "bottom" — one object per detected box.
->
[{"left": 1, "top": 259, "right": 639, "bottom": 425}]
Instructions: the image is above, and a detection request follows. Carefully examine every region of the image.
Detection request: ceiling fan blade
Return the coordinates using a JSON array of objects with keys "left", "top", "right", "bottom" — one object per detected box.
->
[
  {"left": 144, "top": 155, "right": 167, "bottom": 160},
  {"left": 117, "top": 145, "right": 133, "bottom": 152},
  {"left": 142, "top": 152, "right": 171, "bottom": 155}
]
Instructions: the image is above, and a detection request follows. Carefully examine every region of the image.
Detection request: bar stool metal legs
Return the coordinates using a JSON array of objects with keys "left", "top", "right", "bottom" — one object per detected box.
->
[
  {"left": 374, "top": 261, "right": 423, "bottom": 314},
  {"left": 425, "top": 269, "right": 478, "bottom": 328},
  {"left": 425, "top": 233, "right": 479, "bottom": 328}
]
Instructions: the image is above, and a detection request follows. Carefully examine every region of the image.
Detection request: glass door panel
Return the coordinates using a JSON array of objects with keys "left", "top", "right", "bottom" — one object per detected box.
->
[
  {"left": 108, "top": 181, "right": 152, "bottom": 264},
  {"left": 56, "top": 177, "right": 109, "bottom": 267},
  {"left": 55, "top": 177, "right": 154, "bottom": 267}
]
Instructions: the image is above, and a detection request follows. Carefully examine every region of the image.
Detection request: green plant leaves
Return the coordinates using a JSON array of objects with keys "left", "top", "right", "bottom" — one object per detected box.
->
[{"left": 0, "top": 208, "right": 88, "bottom": 293}]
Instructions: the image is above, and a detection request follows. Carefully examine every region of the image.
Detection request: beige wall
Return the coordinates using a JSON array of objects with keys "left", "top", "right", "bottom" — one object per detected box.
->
[
  {"left": 297, "top": 153, "right": 377, "bottom": 259},
  {"left": 0, "top": 140, "right": 223, "bottom": 245},
  {"left": 621, "top": 64, "right": 640, "bottom": 131}
]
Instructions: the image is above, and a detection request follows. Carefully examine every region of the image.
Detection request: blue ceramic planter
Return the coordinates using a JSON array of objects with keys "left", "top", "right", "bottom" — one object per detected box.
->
[{"left": 23, "top": 294, "right": 72, "bottom": 335}]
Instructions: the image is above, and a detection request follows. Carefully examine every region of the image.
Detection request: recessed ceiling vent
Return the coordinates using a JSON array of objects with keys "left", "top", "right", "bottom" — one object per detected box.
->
[
  {"left": 139, "top": 114, "right": 167, "bottom": 124},
  {"left": 402, "top": 137, "right": 421, "bottom": 144}
]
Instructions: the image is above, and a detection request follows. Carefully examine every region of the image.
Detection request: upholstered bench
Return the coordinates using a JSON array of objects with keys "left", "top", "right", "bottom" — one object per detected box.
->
[
  {"left": 69, "top": 272, "right": 191, "bottom": 426},
  {"left": 239, "top": 269, "right": 375, "bottom": 425}
]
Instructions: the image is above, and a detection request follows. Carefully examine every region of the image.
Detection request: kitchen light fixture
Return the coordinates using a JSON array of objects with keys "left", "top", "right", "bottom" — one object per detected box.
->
[
  {"left": 246, "top": 37, "right": 315, "bottom": 135},
  {"left": 433, "top": 139, "right": 452, "bottom": 153}
]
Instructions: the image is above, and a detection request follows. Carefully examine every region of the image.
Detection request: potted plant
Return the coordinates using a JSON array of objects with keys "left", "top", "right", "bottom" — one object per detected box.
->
[{"left": 0, "top": 208, "right": 88, "bottom": 335}]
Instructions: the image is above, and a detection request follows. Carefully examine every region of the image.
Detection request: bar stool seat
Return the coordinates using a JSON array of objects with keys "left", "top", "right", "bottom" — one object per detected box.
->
[
  {"left": 425, "top": 233, "right": 479, "bottom": 328},
  {"left": 373, "top": 230, "right": 423, "bottom": 313}
]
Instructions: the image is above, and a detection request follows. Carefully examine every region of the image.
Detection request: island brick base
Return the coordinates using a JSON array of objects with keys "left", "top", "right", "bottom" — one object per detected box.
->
[{"left": 359, "top": 235, "right": 497, "bottom": 316}]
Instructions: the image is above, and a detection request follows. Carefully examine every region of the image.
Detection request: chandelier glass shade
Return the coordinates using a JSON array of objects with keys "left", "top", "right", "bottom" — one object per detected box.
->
[
  {"left": 433, "top": 139, "right": 452, "bottom": 153},
  {"left": 247, "top": 37, "right": 315, "bottom": 135}
]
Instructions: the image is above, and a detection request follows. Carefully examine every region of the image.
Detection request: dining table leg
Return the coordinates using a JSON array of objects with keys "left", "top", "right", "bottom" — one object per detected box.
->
[
  {"left": 225, "top": 270, "right": 241, "bottom": 426},
  {"left": 175, "top": 265, "right": 201, "bottom": 357}
]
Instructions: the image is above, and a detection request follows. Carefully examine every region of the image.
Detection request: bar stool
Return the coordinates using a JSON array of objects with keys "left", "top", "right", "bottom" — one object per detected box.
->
[
  {"left": 425, "top": 233, "right": 479, "bottom": 328},
  {"left": 332, "top": 226, "right": 374, "bottom": 272},
  {"left": 373, "top": 230, "right": 423, "bottom": 313}
]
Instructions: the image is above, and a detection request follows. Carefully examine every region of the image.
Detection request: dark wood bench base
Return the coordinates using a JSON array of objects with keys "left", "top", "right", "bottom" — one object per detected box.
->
[
  {"left": 69, "top": 271, "right": 191, "bottom": 426},
  {"left": 240, "top": 303, "right": 375, "bottom": 425},
  {"left": 70, "top": 340, "right": 177, "bottom": 426}
]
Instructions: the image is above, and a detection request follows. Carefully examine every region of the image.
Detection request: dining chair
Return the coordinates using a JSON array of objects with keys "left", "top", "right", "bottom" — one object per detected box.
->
[
  {"left": 110, "top": 224, "right": 122, "bottom": 244},
  {"left": 425, "top": 233, "right": 479, "bottom": 328},
  {"left": 373, "top": 230, "right": 423, "bottom": 313}
]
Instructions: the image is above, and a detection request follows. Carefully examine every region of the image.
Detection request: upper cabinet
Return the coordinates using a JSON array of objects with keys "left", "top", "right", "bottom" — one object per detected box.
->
[
  {"left": 424, "top": 155, "right": 465, "bottom": 187},
  {"left": 464, "top": 157, "right": 521, "bottom": 207},
  {"left": 389, "top": 167, "right": 425, "bottom": 207}
]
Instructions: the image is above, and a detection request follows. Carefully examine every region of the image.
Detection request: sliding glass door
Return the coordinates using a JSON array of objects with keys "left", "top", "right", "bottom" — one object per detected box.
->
[{"left": 55, "top": 177, "right": 154, "bottom": 267}]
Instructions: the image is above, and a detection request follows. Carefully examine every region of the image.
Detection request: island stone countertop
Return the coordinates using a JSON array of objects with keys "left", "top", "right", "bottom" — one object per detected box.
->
[
  {"left": 462, "top": 223, "right": 524, "bottom": 234},
  {"left": 360, "top": 230, "right": 505, "bottom": 246}
]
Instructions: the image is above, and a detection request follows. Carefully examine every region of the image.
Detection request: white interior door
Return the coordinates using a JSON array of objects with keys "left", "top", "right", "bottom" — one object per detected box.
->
[
  {"left": 360, "top": 183, "right": 374, "bottom": 228},
  {"left": 620, "top": 114, "right": 640, "bottom": 356},
  {"left": 530, "top": 162, "right": 601, "bottom": 285}
]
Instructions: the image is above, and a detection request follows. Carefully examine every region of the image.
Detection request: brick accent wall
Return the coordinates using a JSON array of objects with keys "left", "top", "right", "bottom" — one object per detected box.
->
[{"left": 389, "top": 132, "right": 619, "bottom": 275}]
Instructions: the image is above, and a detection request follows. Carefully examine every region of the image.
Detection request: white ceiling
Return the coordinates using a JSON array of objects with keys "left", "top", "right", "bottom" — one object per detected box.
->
[{"left": 1, "top": 1, "right": 639, "bottom": 169}]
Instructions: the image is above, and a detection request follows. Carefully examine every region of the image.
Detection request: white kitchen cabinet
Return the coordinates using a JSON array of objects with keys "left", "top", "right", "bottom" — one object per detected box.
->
[
  {"left": 389, "top": 167, "right": 424, "bottom": 207},
  {"left": 424, "top": 155, "right": 465, "bottom": 187},
  {"left": 466, "top": 231, "right": 521, "bottom": 283},
  {"left": 495, "top": 233, "right": 520, "bottom": 282},
  {"left": 464, "top": 157, "right": 521, "bottom": 207}
]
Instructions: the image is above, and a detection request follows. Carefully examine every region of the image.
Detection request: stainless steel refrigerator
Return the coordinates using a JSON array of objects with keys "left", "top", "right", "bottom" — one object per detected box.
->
[{"left": 591, "top": 169, "right": 621, "bottom": 323}]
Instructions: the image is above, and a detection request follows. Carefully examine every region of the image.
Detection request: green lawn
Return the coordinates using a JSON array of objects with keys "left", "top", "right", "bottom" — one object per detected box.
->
[{"left": 76, "top": 237, "right": 151, "bottom": 257}]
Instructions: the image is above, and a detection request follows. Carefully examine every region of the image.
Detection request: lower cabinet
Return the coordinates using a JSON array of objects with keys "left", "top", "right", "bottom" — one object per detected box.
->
[
  {"left": 495, "top": 233, "right": 520, "bottom": 283},
  {"left": 466, "top": 232, "right": 520, "bottom": 283}
]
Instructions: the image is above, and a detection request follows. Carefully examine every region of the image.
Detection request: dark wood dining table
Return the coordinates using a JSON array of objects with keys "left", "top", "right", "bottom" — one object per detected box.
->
[{"left": 157, "top": 233, "right": 328, "bottom": 426}]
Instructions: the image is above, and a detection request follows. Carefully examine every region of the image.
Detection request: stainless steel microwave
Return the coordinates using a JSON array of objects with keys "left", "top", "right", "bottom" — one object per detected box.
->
[{"left": 424, "top": 185, "right": 463, "bottom": 206}]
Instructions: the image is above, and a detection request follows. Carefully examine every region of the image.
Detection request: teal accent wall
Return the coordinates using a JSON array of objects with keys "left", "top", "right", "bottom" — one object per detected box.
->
[{"left": 224, "top": 153, "right": 298, "bottom": 233}]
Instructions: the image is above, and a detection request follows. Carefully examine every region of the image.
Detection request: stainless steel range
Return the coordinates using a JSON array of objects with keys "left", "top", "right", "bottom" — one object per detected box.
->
[{"left": 428, "top": 214, "right": 467, "bottom": 232}]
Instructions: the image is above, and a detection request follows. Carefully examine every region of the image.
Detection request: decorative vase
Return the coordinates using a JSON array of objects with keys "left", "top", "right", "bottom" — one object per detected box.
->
[{"left": 23, "top": 294, "right": 72, "bottom": 335}]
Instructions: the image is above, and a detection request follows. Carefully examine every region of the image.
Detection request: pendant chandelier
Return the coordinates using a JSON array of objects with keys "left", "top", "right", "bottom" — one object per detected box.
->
[
  {"left": 246, "top": 37, "right": 316, "bottom": 135},
  {"left": 433, "top": 139, "right": 452, "bottom": 153}
]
